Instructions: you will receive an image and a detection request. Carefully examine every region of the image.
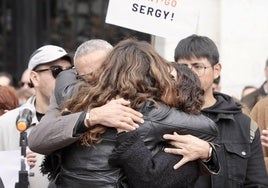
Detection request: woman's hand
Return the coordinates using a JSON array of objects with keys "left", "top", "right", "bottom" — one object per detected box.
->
[
  {"left": 87, "top": 98, "right": 144, "bottom": 131},
  {"left": 163, "top": 132, "right": 211, "bottom": 169},
  {"left": 261, "top": 129, "right": 268, "bottom": 148},
  {"left": 26, "top": 150, "right": 37, "bottom": 169}
]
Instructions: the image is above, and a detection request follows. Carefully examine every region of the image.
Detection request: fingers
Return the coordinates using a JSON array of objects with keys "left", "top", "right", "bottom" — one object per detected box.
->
[
  {"left": 164, "top": 132, "right": 210, "bottom": 162},
  {"left": 262, "top": 129, "right": 268, "bottom": 136},
  {"left": 90, "top": 98, "right": 144, "bottom": 131},
  {"left": 163, "top": 132, "right": 188, "bottom": 147},
  {"left": 26, "top": 150, "right": 36, "bottom": 158},
  {"left": 114, "top": 98, "right": 131, "bottom": 106},
  {"left": 26, "top": 151, "right": 37, "bottom": 169},
  {"left": 120, "top": 116, "right": 139, "bottom": 128},
  {"left": 114, "top": 98, "right": 144, "bottom": 123},
  {"left": 120, "top": 105, "right": 144, "bottom": 124},
  {"left": 164, "top": 148, "right": 189, "bottom": 169},
  {"left": 163, "top": 132, "right": 186, "bottom": 149},
  {"left": 27, "top": 158, "right": 37, "bottom": 169},
  {"left": 117, "top": 120, "right": 138, "bottom": 131},
  {"left": 164, "top": 148, "right": 182, "bottom": 155},
  {"left": 173, "top": 157, "right": 189, "bottom": 170},
  {"left": 163, "top": 132, "right": 180, "bottom": 141},
  {"left": 261, "top": 130, "right": 268, "bottom": 148}
]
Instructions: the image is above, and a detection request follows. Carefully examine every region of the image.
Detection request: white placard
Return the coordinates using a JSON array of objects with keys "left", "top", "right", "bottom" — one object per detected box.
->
[
  {"left": 0, "top": 150, "right": 20, "bottom": 188},
  {"left": 106, "top": 0, "right": 200, "bottom": 39}
]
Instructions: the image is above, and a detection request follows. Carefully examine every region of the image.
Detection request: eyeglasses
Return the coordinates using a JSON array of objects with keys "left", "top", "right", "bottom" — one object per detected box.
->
[
  {"left": 18, "top": 81, "right": 31, "bottom": 88},
  {"left": 182, "top": 63, "right": 212, "bottom": 77},
  {"left": 34, "top": 65, "right": 65, "bottom": 79}
]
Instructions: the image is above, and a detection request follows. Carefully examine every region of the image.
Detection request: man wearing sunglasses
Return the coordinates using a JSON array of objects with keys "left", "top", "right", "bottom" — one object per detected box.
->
[{"left": 0, "top": 45, "right": 72, "bottom": 188}]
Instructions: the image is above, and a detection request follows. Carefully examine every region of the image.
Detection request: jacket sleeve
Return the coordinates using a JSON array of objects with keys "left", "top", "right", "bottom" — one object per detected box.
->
[
  {"left": 28, "top": 69, "right": 90, "bottom": 155},
  {"left": 109, "top": 131, "right": 199, "bottom": 188},
  {"left": 28, "top": 94, "right": 84, "bottom": 155},
  {"left": 54, "top": 68, "right": 79, "bottom": 106},
  {"left": 139, "top": 104, "right": 219, "bottom": 145},
  {"left": 244, "top": 129, "right": 268, "bottom": 187},
  {"left": 199, "top": 142, "right": 220, "bottom": 175}
]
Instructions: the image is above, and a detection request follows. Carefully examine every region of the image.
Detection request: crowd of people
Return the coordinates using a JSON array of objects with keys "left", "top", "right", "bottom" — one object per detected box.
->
[{"left": 0, "top": 34, "right": 268, "bottom": 188}]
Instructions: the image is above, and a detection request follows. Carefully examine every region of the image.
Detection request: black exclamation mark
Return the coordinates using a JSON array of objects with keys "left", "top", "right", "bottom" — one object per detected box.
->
[{"left": 171, "top": 13, "right": 174, "bottom": 21}]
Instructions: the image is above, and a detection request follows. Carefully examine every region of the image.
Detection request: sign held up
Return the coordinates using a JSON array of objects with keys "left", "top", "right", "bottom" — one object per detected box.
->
[{"left": 106, "top": 0, "right": 200, "bottom": 39}]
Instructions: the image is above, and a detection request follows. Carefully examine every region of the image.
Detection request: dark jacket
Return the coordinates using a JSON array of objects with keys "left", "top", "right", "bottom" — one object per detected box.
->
[
  {"left": 54, "top": 68, "right": 79, "bottom": 107},
  {"left": 50, "top": 102, "right": 218, "bottom": 188},
  {"left": 241, "top": 81, "right": 268, "bottom": 110},
  {"left": 109, "top": 102, "right": 219, "bottom": 188},
  {"left": 54, "top": 128, "right": 126, "bottom": 188},
  {"left": 195, "top": 92, "right": 268, "bottom": 188},
  {"left": 38, "top": 69, "right": 219, "bottom": 188}
]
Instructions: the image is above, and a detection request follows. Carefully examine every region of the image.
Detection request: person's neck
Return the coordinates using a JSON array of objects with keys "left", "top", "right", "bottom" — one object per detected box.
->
[
  {"left": 34, "top": 95, "right": 49, "bottom": 114},
  {"left": 202, "top": 90, "right": 217, "bottom": 109}
]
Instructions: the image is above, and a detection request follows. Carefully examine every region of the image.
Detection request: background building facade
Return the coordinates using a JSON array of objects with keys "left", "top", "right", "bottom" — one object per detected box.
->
[{"left": 0, "top": 0, "right": 150, "bottom": 86}]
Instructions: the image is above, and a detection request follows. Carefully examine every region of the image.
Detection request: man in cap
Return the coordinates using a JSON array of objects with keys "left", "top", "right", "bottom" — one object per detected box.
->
[{"left": 0, "top": 45, "right": 72, "bottom": 188}]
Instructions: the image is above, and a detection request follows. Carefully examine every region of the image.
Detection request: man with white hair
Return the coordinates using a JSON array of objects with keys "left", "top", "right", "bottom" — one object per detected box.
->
[{"left": 28, "top": 40, "right": 143, "bottom": 185}]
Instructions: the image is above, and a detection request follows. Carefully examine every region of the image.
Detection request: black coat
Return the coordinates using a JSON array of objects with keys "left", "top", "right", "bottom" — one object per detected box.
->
[
  {"left": 109, "top": 102, "right": 219, "bottom": 188},
  {"left": 195, "top": 92, "right": 268, "bottom": 188}
]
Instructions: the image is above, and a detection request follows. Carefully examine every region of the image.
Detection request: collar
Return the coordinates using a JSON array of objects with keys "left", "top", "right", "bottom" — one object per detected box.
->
[{"left": 24, "top": 95, "right": 39, "bottom": 125}]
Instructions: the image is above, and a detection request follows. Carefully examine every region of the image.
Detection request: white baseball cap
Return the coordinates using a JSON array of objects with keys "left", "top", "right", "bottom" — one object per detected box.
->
[{"left": 28, "top": 45, "right": 72, "bottom": 71}]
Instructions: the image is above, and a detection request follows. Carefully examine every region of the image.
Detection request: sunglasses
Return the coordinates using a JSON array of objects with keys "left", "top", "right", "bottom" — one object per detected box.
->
[
  {"left": 34, "top": 65, "right": 65, "bottom": 79},
  {"left": 18, "top": 81, "right": 31, "bottom": 88}
]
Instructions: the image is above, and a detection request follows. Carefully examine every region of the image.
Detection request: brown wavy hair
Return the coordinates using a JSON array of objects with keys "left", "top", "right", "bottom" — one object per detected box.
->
[
  {"left": 0, "top": 85, "right": 19, "bottom": 115},
  {"left": 172, "top": 62, "right": 204, "bottom": 114},
  {"left": 64, "top": 38, "right": 177, "bottom": 146}
]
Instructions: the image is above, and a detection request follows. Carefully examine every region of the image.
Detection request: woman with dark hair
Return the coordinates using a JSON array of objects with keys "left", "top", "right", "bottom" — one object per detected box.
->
[
  {"left": 44, "top": 38, "right": 218, "bottom": 187},
  {"left": 109, "top": 62, "right": 219, "bottom": 188}
]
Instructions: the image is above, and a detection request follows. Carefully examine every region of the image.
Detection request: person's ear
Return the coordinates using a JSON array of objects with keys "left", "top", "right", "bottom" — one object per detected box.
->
[
  {"left": 213, "top": 63, "right": 221, "bottom": 80},
  {"left": 29, "top": 71, "right": 39, "bottom": 88}
]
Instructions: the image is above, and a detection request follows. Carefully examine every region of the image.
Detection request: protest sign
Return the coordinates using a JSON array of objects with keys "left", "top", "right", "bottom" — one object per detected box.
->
[
  {"left": 106, "top": 0, "right": 200, "bottom": 39},
  {"left": 0, "top": 150, "right": 20, "bottom": 188}
]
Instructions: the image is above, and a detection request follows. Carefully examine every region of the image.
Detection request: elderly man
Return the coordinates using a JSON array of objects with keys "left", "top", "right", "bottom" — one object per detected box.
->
[{"left": 28, "top": 40, "right": 143, "bottom": 186}]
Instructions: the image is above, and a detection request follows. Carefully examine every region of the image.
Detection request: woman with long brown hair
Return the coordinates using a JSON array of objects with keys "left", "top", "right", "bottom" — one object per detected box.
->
[
  {"left": 109, "top": 62, "right": 219, "bottom": 188},
  {"left": 48, "top": 38, "right": 217, "bottom": 187}
]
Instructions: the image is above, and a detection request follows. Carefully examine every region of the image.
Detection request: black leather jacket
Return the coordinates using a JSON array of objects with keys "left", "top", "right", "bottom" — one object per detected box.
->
[
  {"left": 52, "top": 102, "right": 218, "bottom": 188},
  {"left": 55, "top": 128, "right": 125, "bottom": 188},
  {"left": 110, "top": 102, "right": 219, "bottom": 188},
  {"left": 138, "top": 102, "right": 218, "bottom": 156}
]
